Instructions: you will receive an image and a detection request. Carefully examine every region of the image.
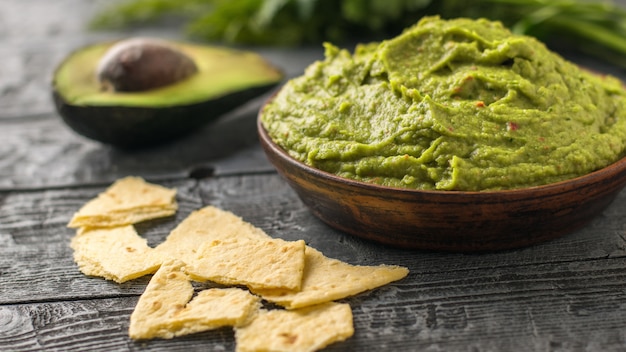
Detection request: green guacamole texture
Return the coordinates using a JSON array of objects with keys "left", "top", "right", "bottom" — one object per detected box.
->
[{"left": 261, "top": 16, "right": 626, "bottom": 191}]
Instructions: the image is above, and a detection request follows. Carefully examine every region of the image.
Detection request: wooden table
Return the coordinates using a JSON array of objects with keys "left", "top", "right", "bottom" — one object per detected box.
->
[{"left": 2, "top": 1, "right": 626, "bottom": 351}]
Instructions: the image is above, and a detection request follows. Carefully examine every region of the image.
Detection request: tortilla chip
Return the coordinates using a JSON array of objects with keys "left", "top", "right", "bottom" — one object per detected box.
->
[
  {"left": 235, "top": 302, "right": 354, "bottom": 352},
  {"left": 155, "top": 205, "right": 270, "bottom": 261},
  {"left": 70, "top": 225, "right": 166, "bottom": 283},
  {"left": 68, "top": 176, "right": 177, "bottom": 228},
  {"left": 188, "top": 238, "right": 306, "bottom": 290},
  {"left": 252, "top": 247, "right": 409, "bottom": 309},
  {"left": 129, "top": 259, "right": 261, "bottom": 340}
]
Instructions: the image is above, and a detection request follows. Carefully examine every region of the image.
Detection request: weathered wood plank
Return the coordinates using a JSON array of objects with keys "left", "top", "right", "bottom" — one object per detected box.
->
[
  {"left": 1, "top": 259, "right": 626, "bottom": 351},
  {"left": 2, "top": 174, "right": 626, "bottom": 304},
  {"left": 0, "top": 104, "right": 275, "bottom": 190},
  {"left": 0, "top": 298, "right": 236, "bottom": 352},
  {"left": 3, "top": 171, "right": 625, "bottom": 261}
]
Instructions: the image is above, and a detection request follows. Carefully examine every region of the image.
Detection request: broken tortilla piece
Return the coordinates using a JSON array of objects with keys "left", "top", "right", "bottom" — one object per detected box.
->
[
  {"left": 252, "top": 246, "right": 409, "bottom": 309},
  {"left": 67, "top": 176, "right": 177, "bottom": 229},
  {"left": 129, "top": 259, "right": 261, "bottom": 340},
  {"left": 155, "top": 205, "right": 270, "bottom": 261},
  {"left": 70, "top": 225, "right": 166, "bottom": 283},
  {"left": 235, "top": 302, "right": 354, "bottom": 352},
  {"left": 188, "top": 237, "right": 306, "bottom": 291}
]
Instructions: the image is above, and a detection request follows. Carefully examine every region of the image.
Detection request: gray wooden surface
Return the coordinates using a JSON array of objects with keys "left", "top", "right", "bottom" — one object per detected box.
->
[{"left": 2, "top": 1, "right": 626, "bottom": 351}]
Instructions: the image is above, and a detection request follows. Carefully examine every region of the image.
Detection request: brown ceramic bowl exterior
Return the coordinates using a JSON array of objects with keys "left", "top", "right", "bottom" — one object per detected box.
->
[{"left": 258, "top": 116, "right": 626, "bottom": 251}]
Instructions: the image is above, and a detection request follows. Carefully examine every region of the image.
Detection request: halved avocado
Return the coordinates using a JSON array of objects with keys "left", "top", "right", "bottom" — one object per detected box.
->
[{"left": 52, "top": 38, "right": 283, "bottom": 148}]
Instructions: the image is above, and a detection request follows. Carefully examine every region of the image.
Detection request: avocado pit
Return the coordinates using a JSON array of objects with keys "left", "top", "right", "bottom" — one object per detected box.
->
[{"left": 96, "top": 38, "right": 198, "bottom": 92}]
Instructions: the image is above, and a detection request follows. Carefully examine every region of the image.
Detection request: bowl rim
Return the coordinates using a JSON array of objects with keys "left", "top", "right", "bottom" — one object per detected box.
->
[{"left": 257, "top": 116, "right": 626, "bottom": 197}]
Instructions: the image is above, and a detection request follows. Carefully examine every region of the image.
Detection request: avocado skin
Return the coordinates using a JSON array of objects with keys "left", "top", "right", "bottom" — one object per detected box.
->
[
  {"left": 52, "top": 39, "right": 284, "bottom": 149},
  {"left": 53, "top": 83, "right": 278, "bottom": 149}
]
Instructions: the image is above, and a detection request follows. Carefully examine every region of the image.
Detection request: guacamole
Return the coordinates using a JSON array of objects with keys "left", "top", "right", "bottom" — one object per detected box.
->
[{"left": 261, "top": 16, "right": 626, "bottom": 191}]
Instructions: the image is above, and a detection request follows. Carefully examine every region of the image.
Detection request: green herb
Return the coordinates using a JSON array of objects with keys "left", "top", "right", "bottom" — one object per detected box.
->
[{"left": 90, "top": 0, "right": 626, "bottom": 66}]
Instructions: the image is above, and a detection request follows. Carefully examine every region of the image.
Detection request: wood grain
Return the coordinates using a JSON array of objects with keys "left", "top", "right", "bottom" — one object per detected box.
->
[{"left": 0, "top": 107, "right": 275, "bottom": 191}]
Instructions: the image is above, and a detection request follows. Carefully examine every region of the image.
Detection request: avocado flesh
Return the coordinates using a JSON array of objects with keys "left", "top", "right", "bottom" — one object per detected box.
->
[{"left": 52, "top": 40, "right": 283, "bottom": 148}]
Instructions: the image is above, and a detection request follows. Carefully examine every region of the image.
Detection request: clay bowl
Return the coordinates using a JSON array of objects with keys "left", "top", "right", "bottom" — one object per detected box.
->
[{"left": 258, "top": 117, "right": 626, "bottom": 252}]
